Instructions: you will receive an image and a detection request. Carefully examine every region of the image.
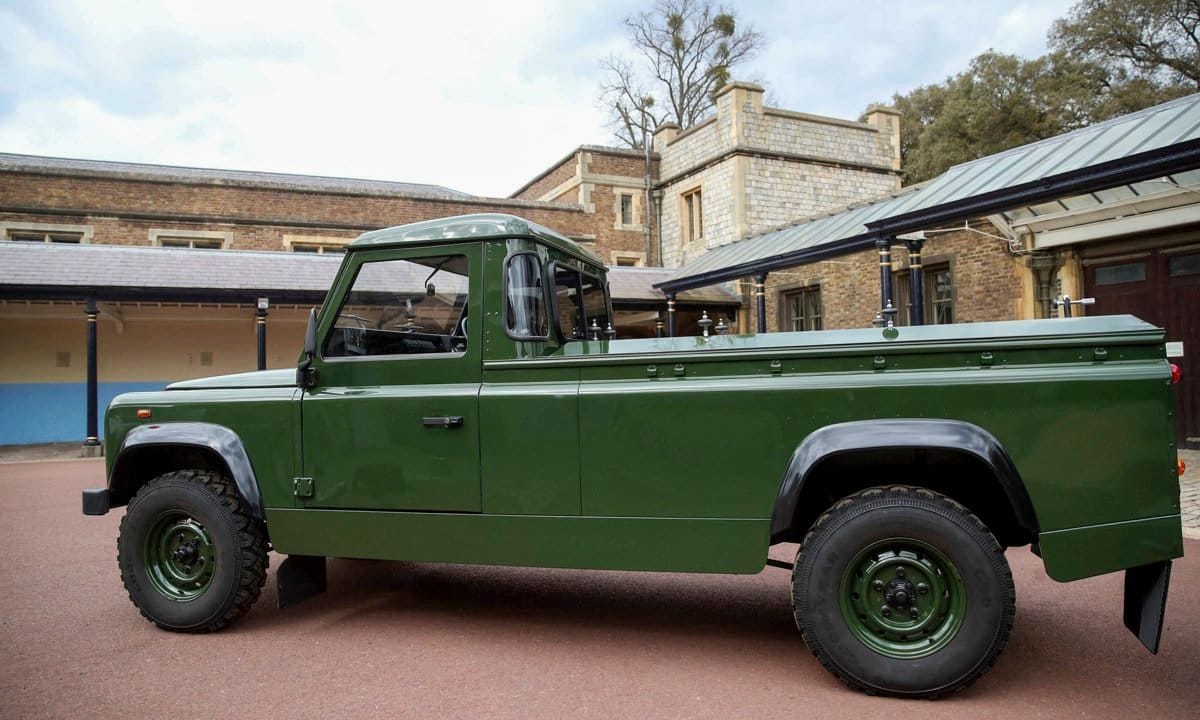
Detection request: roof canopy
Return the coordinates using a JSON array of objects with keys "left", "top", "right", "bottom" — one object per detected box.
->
[
  {"left": 659, "top": 92, "right": 1200, "bottom": 293},
  {"left": 0, "top": 241, "right": 736, "bottom": 307}
]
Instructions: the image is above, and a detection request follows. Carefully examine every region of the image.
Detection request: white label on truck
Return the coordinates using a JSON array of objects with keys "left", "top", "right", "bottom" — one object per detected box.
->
[{"left": 1166, "top": 341, "right": 1184, "bottom": 357}]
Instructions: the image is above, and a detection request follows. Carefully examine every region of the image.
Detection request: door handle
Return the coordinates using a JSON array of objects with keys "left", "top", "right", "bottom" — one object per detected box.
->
[{"left": 422, "top": 416, "right": 464, "bottom": 429}]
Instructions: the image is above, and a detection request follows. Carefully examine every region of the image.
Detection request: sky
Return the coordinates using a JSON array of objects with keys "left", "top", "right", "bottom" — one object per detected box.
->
[{"left": 0, "top": 0, "right": 1076, "bottom": 197}]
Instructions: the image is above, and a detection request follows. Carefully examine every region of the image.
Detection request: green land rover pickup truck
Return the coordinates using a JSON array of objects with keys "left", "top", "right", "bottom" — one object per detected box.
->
[{"left": 83, "top": 213, "right": 1185, "bottom": 698}]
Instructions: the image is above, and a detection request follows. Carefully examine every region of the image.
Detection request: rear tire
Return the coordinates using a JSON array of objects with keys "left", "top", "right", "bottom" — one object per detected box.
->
[
  {"left": 117, "top": 469, "right": 268, "bottom": 632},
  {"left": 792, "top": 485, "right": 1014, "bottom": 698}
]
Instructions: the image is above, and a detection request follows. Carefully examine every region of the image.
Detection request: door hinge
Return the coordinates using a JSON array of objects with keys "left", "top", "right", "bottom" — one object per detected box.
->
[{"left": 293, "top": 477, "right": 314, "bottom": 498}]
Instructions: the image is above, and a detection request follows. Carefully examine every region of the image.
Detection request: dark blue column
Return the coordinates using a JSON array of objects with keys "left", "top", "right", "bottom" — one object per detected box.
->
[
  {"left": 666, "top": 293, "right": 677, "bottom": 337},
  {"left": 84, "top": 298, "right": 100, "bottom": 449},
  {"left": 256, "top": 308, "right": 268, "bottom": 370},
  {"left": 905, "top": 237, "right": 925, "bottom": 325},
  {"left": 877, "top": 237, "right": 895, "bottom": 316},
  {"left": 754, "top": 272, "right": 768, "bottom": 333}
]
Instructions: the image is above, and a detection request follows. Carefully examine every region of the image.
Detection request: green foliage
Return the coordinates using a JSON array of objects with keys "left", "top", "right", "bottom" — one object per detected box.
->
[
  {"left": 882, "top": 0, "right": 1197, "bottom": 184},
  {"left": 600, "top": 0, "right": 763, "bottom": 148},
  {"left": 1051, "top": 0, "right": 1200, "bottom": 87}
]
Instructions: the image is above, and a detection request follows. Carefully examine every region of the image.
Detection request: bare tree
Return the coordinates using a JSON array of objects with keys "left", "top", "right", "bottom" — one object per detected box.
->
[{"left": 600, "top": 0, "right": 764, "bottom": 148}]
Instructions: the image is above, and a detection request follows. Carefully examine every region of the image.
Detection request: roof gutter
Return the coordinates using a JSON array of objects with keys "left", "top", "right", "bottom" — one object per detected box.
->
[
  {"left": 866, "top": 138, "right": 1200, "bottom": 237},
  {"left": 654, "top": 233, "right": 879, "bottom": 294}
]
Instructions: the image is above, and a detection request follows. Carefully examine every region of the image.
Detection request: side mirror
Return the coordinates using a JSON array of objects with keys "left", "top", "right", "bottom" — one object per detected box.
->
[{"left": 297, "top": 308, "right": 319, "bottom": 389}]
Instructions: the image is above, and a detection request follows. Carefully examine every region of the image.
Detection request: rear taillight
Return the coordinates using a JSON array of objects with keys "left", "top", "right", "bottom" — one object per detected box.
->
[
  {"left": 1170, "top": 363, "right": 1182, "bottom": 384},
  {"left": 1180, "top": 457, "right": 1187, "bottom": 477}
]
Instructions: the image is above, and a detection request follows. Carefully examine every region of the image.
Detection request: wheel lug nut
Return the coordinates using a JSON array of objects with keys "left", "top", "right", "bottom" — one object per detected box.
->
[
  {"left": 872, "top": 580, "right": 884, "bottom": 591},
  {"left": 917, "top": 583, "right": 928, "bottom": 594},
  {"left": 896, "top": 568, "right": 905, "bottom": 578},
  {"left": 910, "top": 608, "right": 919, "bottom": 619},
  {"left": 881, "top": 606, "right": 892, "bottom": 617}
]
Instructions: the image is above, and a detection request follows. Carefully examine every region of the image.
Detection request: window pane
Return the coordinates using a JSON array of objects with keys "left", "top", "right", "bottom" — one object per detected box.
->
[
  {"left": 553, "top": 266, "right": 583, "bottom": 339},
  {"left": 505, "top": 254, "right": 547, "bottom": 339},
  {"left": 685, "top": 194, "right": 695, "bottom": 242},
  {"left": 10, "top": 233, "right": 43, "bottom": 242},
  {"left": 805, "top": 289, "right": 822, "bottom": 331},
  {"left": 580, "top": 273, "right": 609, "bottom": 333},
  {"left": 1168, "top": 253, "right": 1200, "bottom": 277},
  {"left": 48, "top": 234, "right": 82, "bottom": 243},
  {"left": 620, "top": 194, "right": 633, "bottom": 225},
  {"left": 927, "top": 266, "right": 953, "bottom": 325},
  {"left": 1094, "top": 262, "right": 1146, "bottom": 285},
  {"left": 192, "top": 240, "right": 223, "bottom": 249},
  {"left": 160, "top": 238, "right": 191, "bottom": 247},
  {"left": 695, "top": 191, "right": 703, "bottom": 237},
  {"left": 324, "top": 254, "right": 469, "bottom": 358}
]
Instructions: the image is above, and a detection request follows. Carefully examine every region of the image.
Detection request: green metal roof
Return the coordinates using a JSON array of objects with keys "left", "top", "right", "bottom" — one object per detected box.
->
[
  {"left": 351, "top": 213, "right": 604, "bottom": 266},
  {"left": 659, "top": 92, "right": 1200, "bottom": 293}
]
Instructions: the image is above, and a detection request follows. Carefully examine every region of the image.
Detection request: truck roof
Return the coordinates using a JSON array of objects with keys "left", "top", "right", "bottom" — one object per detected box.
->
[{"left": 350, "top": 213, "right": 604, "bottom": 267}]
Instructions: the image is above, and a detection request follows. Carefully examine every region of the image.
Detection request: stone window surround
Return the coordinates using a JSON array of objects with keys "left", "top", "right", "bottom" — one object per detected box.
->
[
  {"left": 282, "top": 233, "right": 354, "bottom": 253},
  {"left": 150, "top": 228, "right": 233, "bottom": 249},
  {"left": 679, "top": 185, "right": 703, "bottom": 244},
  {"left": 2, "top": 221, "right": 93, "bottom": 243},
  {"left": 610, "top": 251, "right": 645, "bottom": 267},
  {"left": 613, "top": 190, "right": 644, "bottom": 230}
]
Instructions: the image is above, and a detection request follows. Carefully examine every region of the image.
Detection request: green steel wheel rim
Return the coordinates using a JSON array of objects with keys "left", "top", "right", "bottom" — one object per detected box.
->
[
  {"left": 142, "top": 510, "right": 216, "bottom": 602},
  {"left": 839, "top": 537, "right": 967, "bottom": 659}
]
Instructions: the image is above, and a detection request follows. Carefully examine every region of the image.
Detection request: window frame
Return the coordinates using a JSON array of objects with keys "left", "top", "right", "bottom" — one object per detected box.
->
[
  {"left": 502, "top": 251, "right": 551, "bottom": 342},
  {"left": 778, "top": 284, "right": 823, "bottom": 332},
  {"left": 681, "top": 187, "right": 703, "bottom": 244},
  {"left": 283, "top": 234, "right": 353, "bottom": 254},
  {"left": 2, "top": 221, "right": 92, "bottom": 244},
  {"left": 319, "top": 251, "right": 471, "bottom": 362},
  {"left": 619, "top": 193, "right": 634, "bottom": 226},
  {"left": 547, "top": 261, "right": 613, "bottom": 343},
  {"left": 149, "top": 229, "right": 232, "bottom": 250},
  {"left": 894, "top": 260, "right": 955, "bottom": 326}
]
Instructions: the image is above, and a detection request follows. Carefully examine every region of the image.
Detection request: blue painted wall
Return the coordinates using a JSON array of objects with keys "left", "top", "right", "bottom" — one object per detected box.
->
[{"left": 0, "top": 382, "right": 167, "bottom": 445}]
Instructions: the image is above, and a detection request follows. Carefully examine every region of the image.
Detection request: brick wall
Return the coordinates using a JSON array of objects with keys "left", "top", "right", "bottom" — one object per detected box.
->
[
  {"left": 761, "top": 222, "right": 1022, "bottom": 332},
  {"left": 0, "top": 170, "right": 594, "bottom": 252},
  {"left": 511, "top": 153, "right": 579, "bottom": 200}
]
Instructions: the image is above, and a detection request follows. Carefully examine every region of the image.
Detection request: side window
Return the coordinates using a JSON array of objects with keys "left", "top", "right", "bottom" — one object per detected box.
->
[
  {"left": 551, "top": 264, "right": 612, "bottom": 341},
  {"left": 553, "top": 265, "right": 584, "bottom": 340},
  {"left": 505, "top": 253, "right": 548, "bottom": 339},
  {"left": 324, "top": 254, "right": 469, "bottom": 358}
]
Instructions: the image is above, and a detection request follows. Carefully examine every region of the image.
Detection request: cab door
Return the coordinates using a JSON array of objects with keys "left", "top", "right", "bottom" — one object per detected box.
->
[{"left": 300, "top": 244, "right": 482, "bottom": 512}]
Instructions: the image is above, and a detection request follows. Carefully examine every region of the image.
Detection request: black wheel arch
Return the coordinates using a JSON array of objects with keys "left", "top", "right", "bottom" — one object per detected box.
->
[
  {"left": 108, "top": 422, "right": 265, "bottom": 520},
  {"left": 770, "top": 419, "right": 1039, "bottom": 547}
]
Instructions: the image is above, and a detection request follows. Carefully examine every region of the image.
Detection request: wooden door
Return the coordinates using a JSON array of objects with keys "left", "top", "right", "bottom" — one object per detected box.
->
[{"left": 1086, "top": 247, "right": 1199, "bottom": 446}]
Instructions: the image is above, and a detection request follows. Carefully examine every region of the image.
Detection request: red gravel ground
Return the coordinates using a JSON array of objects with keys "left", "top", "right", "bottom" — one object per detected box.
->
[{"left": 1, "top": 459, "right": 1196, "bottom": 719}]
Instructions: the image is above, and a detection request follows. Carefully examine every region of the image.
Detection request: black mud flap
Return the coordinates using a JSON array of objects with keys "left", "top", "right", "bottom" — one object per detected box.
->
[
  {"left": 1123, "top": 560, "right": 1172, "bottom": 654},
  {"left": 277, "top": 555, "right": 327, "bottom": 609}
]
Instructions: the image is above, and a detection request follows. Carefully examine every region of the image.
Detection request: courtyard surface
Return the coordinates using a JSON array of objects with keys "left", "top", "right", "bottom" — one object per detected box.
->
[{"left": 0, "top": 459, "right": 1196, "bottom": 720}]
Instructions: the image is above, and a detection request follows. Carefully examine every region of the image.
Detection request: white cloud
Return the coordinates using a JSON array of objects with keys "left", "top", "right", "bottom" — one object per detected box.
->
[{"left": 0, "top": 0, "right": 1078, "bottom": 196}]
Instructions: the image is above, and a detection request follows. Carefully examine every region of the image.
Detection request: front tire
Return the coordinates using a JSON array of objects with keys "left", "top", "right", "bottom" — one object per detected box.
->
[
  {"left": 792, "top": 485, "right": 1014, "bottom": 698},
  {"left": 117, "top": 469, "right": 268, "bottom": 632}
]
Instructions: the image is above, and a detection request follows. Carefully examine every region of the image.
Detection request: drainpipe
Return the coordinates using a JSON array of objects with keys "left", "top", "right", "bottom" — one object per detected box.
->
[{"left": 643, "top": 123, "right": 653, "bottom": 266}]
